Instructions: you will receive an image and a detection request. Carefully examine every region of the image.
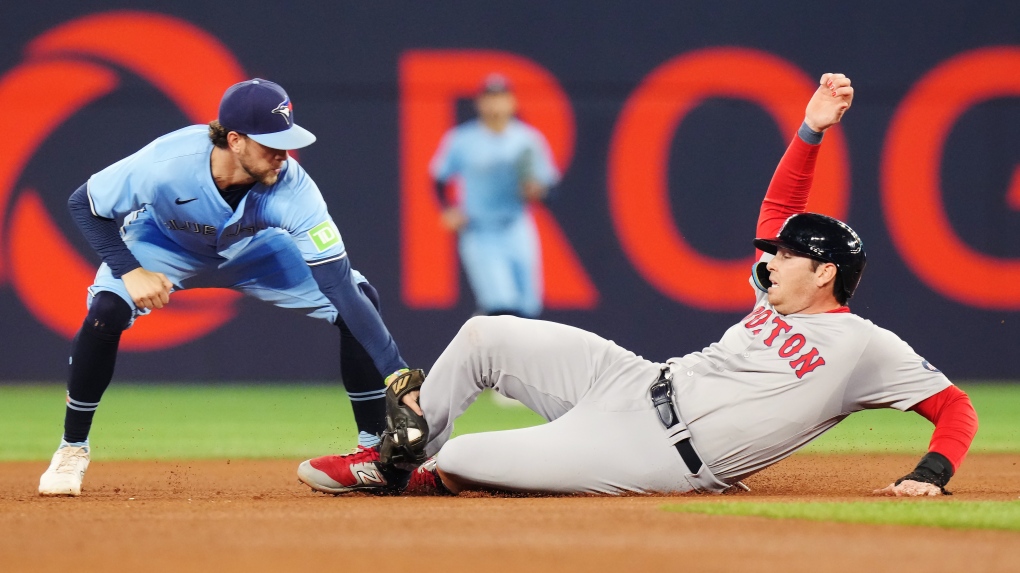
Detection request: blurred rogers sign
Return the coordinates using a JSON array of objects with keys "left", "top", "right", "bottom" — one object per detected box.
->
[
  {"left": 400, "top": 47, "right": 1020, "bottom": 312},
  {"left": 0, "top": 11, "right": 245, "bottom": 351}
]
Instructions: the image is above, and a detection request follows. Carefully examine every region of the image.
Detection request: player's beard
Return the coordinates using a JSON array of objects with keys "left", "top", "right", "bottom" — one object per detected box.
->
[{"left": 238, "top": 150, "right": 280, "bottom": 186}]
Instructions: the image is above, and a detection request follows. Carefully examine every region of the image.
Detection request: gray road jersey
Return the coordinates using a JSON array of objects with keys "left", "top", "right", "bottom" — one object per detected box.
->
[{"left": 668, "top": 259, "right": 951, "bottom": 483}]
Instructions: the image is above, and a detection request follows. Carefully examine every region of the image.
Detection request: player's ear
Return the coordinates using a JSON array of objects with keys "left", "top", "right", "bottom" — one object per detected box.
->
[
  {"left": 226, "top": 131, "right": 246, "bottom": 153},
  {"left": 816, "top": 263, "right": 838, "bottom": 288}
]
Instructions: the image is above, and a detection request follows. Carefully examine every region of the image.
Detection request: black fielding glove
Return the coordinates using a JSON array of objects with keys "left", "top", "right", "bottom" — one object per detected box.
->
[
  {"left": 895, "top": 452, "right": 954, "bottom": 495},
  {"left": 379, "top": 369, "right": 429, "bottom": 468}
]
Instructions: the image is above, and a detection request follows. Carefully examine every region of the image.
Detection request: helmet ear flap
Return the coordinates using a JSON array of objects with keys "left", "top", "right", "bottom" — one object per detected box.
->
[{"left": 752, "top": 261, "right": 772, "bottom": 293}]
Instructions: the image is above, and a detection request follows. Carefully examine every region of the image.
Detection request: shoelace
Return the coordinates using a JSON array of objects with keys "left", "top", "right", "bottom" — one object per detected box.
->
[
  {"left": 339, "top": 446, "right": 378, "bottom": 464},
  {"left": 53, "top": 447, "right": 88, "bottom": 474}
]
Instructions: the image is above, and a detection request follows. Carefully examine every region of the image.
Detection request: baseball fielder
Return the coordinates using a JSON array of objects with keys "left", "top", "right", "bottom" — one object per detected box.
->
[
  {"left": 39, "top": 79, "right": 417, "bottom": 496},
  {"left": 430, "top": 73, "right": 560, "bottom": 318},
  {"left": 299, "top": 73, "right": 977, "bottom": 497}
]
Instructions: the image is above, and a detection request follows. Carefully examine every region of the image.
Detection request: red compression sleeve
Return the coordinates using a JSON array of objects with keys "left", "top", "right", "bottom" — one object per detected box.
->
[
  {"left": 909, "top": 385, "right": 979, "bottom": 472},
  {"left": 756, "top": 136, "right": 821, "bottom": 240}
]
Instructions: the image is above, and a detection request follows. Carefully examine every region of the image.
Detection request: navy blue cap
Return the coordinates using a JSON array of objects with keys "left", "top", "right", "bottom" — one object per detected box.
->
[
  {"left": 479, "top": 73, "right": 513, "bottom": 95},
  {"left": 218, "top": 78, "right": 316, "bottom": 150}
]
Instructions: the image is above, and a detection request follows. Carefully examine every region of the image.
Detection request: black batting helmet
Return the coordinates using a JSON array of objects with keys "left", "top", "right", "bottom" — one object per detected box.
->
[{"left": 753, "top": 213, "right": 867, "bottom": 300}]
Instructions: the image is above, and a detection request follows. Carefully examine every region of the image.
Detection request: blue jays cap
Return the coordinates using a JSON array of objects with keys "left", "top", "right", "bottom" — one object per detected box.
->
[
  {"left": 218, "top": 78, "right": 316, "bottom": 150},
  {"left": 479, "top": 73, "right": 513, "bottom": 96}
]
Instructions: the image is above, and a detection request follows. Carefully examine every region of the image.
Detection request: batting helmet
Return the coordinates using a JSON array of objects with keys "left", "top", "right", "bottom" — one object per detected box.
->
[{"left": 753, "top": 213, "right": 867, "bottom": 300}]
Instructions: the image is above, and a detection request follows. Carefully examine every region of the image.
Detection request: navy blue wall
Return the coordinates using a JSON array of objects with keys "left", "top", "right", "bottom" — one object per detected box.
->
[{"left": 0, "top": 2, "right": 1017, "bottom": 381}]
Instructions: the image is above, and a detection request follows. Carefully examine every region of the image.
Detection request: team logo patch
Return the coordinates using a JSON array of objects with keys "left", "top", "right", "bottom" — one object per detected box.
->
[
  {"left": 921, "top": 360, "right": 941, "bottom": 373},
  {"left": 308, "top": 221, "right": 340, "bottom": 252},
  {"left": 272, "top": 98, "right": 293, "bottom": 125}
]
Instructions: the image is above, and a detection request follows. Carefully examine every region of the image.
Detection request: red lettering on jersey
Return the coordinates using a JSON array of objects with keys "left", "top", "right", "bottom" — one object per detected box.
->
[
  {"left": 744, "top": 309, "right": 773, "bottom": 329},
  {"left": 742, "top": 305, "right": 767, "bottom": 322},
  {"left": 778, "top": 334, "right": 806, "bottom": 358},
  {"left": 763, "top": 316, "right": 792, "bottom": 347},
  {"left": 790, "top": 347, "right": 826, "bottom": 378}
]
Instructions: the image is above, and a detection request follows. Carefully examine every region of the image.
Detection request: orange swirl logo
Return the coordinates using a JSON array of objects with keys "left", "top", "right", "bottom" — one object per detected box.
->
[{"left": 0, "top": 11, "right": 246, "bottom": 350}]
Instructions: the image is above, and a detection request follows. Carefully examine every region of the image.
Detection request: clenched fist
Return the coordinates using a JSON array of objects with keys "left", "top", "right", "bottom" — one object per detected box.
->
[
  {"left": 121, "top": 267, "right": 173, "bottom": 310},
  {"left": 804, "top": 73, "right": 853, "bottom": 133}
]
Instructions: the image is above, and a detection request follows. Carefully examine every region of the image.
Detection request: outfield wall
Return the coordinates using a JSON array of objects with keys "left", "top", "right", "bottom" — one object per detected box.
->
[{"left": 0, "top": 2, "right": 1017, "bottom": 380}]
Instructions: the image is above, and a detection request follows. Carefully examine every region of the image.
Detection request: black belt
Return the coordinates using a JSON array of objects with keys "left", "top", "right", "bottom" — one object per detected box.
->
[{"left": 650, "top": 370, "right": 703, "bottom": 474}]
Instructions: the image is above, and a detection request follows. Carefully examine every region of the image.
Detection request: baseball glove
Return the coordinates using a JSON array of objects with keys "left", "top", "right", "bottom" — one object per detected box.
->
[{"left": 379, "top": 369, "right": 429, "bottom": 467}]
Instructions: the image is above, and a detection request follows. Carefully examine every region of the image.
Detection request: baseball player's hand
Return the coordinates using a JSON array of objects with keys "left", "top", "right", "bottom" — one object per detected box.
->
[
  {"left": 440, "top": 207, "right": 467, "bottom": 232},
  {"left": 804, "top": 73, "right": 853, "bottom": 132},
  {"left": 521, "top": 180, "right": 547, "bottom": 202},
  {"left": 384, "top": 368, "right": 423, "bottom": 415},
  {"left": 872, "top": 479, "right": 944, "bottom": 497},
  {"left": 402, "top": 390, "right": 423, "bottom": 416},
  {"left": 121, "top": 267, "right": 173, "bottom": 310}
]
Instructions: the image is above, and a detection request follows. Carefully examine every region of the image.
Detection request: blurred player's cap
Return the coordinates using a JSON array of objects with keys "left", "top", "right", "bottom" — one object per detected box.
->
[
  {"left": 479, "top": 73, "right": 513, "bottom": 95},
  {"left": 218, "top": 78, "right": 316, "bottom": 150}
]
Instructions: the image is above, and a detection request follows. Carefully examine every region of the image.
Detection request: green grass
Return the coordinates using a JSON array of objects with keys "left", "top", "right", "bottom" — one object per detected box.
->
[
  {"left": 0, "top": 382, "right": 1014, "bottom": 461},
  {"left": 663, "top": 500, "right": 1020, "bottom": 531},
  {"left": 0, "top": 384, "right": 544, "bottom": 461},
  {"left": 805, "top": 383, "right": 1018, "bottom": 454}
]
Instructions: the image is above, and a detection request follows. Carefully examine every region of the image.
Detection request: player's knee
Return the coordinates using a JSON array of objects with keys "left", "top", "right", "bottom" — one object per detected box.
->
[
  {"left": 436, "top": 434, "right": 513, "bottom": 491},
  {"left": 435, "top": 436, "right": 481, "bottom": 487},
  {"left": 457, "top": 315, "right": 519, "bottom": 352},
  {"left": 84, "top": 291, "right": 133, "bottom": 336}
]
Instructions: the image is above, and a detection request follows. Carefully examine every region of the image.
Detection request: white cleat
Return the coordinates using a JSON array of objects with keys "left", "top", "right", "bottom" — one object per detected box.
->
[{"left": 39, "top": 444, "right": 90, "bottom": 496}]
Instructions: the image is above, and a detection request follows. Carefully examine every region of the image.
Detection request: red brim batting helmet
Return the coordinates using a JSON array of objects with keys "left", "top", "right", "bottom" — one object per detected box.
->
[{"left": 753, "top": 213, "right": 867, "bottom": 300}]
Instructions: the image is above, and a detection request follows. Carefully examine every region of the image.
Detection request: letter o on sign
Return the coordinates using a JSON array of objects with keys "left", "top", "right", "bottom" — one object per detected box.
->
[
  {"left": 882, "top": 47, "right": 1020, "bottom": 309},
  {"left": 608, "top": 48, "right": 849, "bottom": 311}
]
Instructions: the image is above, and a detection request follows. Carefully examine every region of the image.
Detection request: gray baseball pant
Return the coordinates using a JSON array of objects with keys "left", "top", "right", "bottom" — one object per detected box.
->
[{"left": 419, "top": 315, "right": 695, "bottom": 494}]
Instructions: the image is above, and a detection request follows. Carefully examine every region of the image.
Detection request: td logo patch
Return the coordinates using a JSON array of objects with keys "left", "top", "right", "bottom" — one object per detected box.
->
[{"left": 308, "top": 221, "right": 340, "bottom": 252}]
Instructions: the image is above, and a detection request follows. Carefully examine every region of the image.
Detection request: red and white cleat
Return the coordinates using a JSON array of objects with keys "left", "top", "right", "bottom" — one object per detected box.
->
[
  {"left": 403, "top": 456, "right": 451, "bottom": 496},
  {"left": 297, "top": 446, "right": 391, "bottom": 494}
]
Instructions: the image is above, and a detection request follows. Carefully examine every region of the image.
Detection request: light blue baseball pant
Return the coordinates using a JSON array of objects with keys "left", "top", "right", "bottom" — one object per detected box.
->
[{"left": 458, "top": 213, "right": 542, "bottom": 317}]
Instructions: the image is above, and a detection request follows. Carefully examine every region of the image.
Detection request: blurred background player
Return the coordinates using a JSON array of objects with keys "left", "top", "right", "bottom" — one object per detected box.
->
[
  {"left": 38, "top": 78, "right": 415, "bottom": 496},
  {"left": 430, "top": 74, "right": 560, "bottom": 318}
]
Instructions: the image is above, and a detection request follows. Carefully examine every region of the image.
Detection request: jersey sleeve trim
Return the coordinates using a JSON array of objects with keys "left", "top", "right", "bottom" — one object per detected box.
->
[
  {"left": 307, "top": 252, "right": 348, "bottom": 267},
  {"left": 85, "top": 180, "right": 114, "bottom": 221},
  {"left": 891, "top": 378, "right": 953, "bottom": 413}
]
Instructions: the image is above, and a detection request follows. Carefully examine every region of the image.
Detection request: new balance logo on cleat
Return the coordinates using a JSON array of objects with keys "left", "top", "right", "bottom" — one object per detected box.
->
[{"left": 353, "top": 467, "right": 384, "bottom": 485}]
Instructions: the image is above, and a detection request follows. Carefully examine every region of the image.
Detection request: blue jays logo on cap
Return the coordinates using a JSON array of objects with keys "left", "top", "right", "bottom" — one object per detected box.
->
[
  {"left": 218, "top": 79, "right": 315, "bottom": 150},
  {"left": 272, "top": 98, "right": 293, "bottom": 125}
]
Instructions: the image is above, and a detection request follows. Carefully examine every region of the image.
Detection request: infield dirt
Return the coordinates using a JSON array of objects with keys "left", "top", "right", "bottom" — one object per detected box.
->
[{"left": 1, "top": 453, "right": 1016, "bottom": 573}]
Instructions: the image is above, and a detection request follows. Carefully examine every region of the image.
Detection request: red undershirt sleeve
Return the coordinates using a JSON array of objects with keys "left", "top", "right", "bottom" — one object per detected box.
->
[
  {"left": 756, "top": 135, "right": 821, "bottom": 241},
  {"left": 909, "top": 385, "right": 979, "bottom": 472}
]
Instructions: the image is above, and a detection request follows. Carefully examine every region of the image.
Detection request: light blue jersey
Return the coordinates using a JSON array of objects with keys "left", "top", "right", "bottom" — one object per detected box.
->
[
  {"left": 87, "top": 125, "right": 346, "bottom": 265},
  {"left": 430, "top": 119, "right": 559, "bottom": 229}
]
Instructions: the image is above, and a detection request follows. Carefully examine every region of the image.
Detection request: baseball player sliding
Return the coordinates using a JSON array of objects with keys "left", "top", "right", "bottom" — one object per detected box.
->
[
  {"left": 39, "top": 79, "right": 419, "bottom": 496},
  {"left": 298, "top": 73, "right": 978, "bottom": 497}
]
